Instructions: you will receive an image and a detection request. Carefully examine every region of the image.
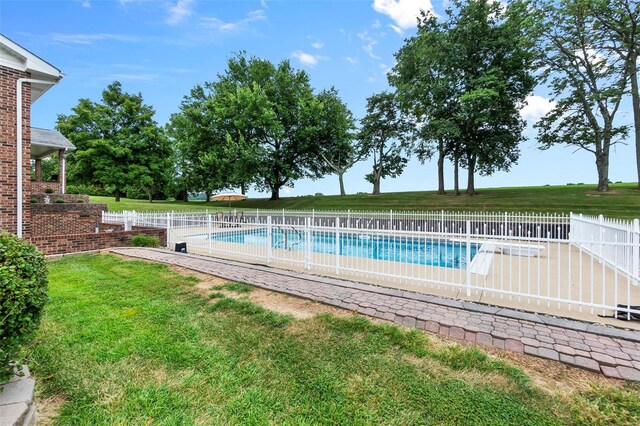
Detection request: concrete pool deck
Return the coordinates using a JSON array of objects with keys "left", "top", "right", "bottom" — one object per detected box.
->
[{"left": 111, "top": 247, "right": 640, "bottom": 381}]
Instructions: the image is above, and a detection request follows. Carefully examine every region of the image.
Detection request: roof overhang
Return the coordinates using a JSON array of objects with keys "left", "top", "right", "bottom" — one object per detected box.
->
[
  {"left": 30, "top": 127, "right": 75, "bottom": 159},
  {"left": 0, "top": 34, "right": 63, "bottom": 102}
]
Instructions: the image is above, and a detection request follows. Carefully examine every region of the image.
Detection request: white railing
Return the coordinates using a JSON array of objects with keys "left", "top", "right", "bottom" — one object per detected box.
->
[
  {"left": 102, "top": 209, "right": 640, "bottom": 320},
  {"left": 570, "top": 213, "right": 640, "bottom": 279},
  {"left": 103, "top": 209, "right": 571, "bottom": 240}
]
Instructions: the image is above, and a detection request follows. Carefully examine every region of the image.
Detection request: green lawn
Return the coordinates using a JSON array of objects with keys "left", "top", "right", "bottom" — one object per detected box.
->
[
  {"left": 27, "top": 254, "right": 640, "bottom": 424},
  {"left": 90, "top": 183, "right": 640, "bottom": 219}
]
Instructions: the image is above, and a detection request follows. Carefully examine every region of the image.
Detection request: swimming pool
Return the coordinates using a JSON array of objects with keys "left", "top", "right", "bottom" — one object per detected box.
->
[{"left": 203, "top": 229, "right": 478, "bottom": 269}]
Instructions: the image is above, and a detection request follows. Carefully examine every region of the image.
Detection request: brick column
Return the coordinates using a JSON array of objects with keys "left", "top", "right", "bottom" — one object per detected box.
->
[
  {"left": 0, "top": 65, "right": 31, "bottom": 237},
  {"left": 35, "top": 158, "right": 42, "bottom": 181}
]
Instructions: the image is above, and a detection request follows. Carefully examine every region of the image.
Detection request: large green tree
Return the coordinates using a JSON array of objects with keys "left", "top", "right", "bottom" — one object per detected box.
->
[
  {"left": 358, "top": 92, "right": 410, "bottom": 195},
  {"left": 391, "top": 12, "right": 456, "bottom": 195},
  {"left": 168, "top": 86, "right": 233, "bottom": 201},
  {"left": 309, "top": 88, "right": 361, "bottom": 196},
  {"left": 57, "top": 82, "right": 171, "bottom": 202},
  {"left": 171, "top": 53, "right": 353, "bottom": 200},
  {"left": 590, "top": 0, "right": 639, "bottom": 189},
  {"left": 534, "top": 0, "right": 631, "bottom": 192},
  {"left": 391, "top": 0, "right": 536, "bottom": 195}
]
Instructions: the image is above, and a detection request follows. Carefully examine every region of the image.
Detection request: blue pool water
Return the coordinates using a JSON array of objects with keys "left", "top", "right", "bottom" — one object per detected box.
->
[{"left": 206, "top": 229, "right": 478, "bottom": 269}]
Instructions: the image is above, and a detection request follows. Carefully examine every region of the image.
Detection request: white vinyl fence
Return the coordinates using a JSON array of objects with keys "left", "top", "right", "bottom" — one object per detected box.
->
[{"left": 103, "top": 209, "right": 640, "bottom": 320}]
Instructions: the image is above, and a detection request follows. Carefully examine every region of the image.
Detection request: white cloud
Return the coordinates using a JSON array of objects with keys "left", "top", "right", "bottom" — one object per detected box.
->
[
  {"left": 311, "top": 40, "right": 324, "bottom": 49},
  {"left": 345, "top": 56, "right": 358, "bottom": 65},
  {"left": 373, "top": 19, "right": 382, "bottom": 29},
  {"left": 291, "top": 51, "right": 321, "bottom": 67},
  {"left": 357, "top": 31, "right": 381, "bottom": 60},
  {"left": 166, "top": 0, "right": 194, "bottom": 25},
  {"left": 51, "top": 33, "right": 142, "bottom": 45},
  {"left": 200, "top": 9, "right": 266, "bottom": 32},
  {"left": 389, "top": 24, "right": 404, "bottom": 35},
  {"left": 81, "top": 0, "right": 90, "bottom": 8},
  {"left": 109, "top": 73, "right": 160, "bottom": 81},
  {"left": 520, "top": 95, "right": 556, "bottom": 121},
  {"left": 372, "top": 0, "right": 434, "bottom": 30}
]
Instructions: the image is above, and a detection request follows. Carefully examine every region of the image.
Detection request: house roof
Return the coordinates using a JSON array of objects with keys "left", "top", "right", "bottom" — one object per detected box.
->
[
  {"left": 0, "top": 34, "right": 63, "bottom": 102},
  {"left": 30, "top": 127, "right": 75, "bottom": 159}
]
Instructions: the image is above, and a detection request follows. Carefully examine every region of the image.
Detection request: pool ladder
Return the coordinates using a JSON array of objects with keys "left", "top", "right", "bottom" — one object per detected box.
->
[{"left": 273, "top": 226, "right": 303, "bottom": 251}]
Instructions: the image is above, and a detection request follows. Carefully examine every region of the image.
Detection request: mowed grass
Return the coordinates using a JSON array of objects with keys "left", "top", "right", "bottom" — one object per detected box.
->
[
  {"left": 90, "top": 183, "right": 640, "bottom": 219},
  {"left": 28, "top": 254, "right": 640, "bottom": 425}
]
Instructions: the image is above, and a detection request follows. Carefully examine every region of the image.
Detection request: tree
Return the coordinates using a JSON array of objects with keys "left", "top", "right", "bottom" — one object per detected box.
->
[
  {"left": 391, "top": 0, "right": 536, "bottom": 195},
  {"left": 590, "top": 0, "right": 639, "bottom": 189},
  {"left": 168, "top": 86, "right": 234, "bottom": 200},
  {"left": 210, "top": 53, "right": 332, "bottom": 200},
  {"left": 534, "top": 0, "right": 630, "bottom": 191},
  {"left": 391, "top": 12, "right": 453, "bottom": 195},
  {"left": 309, "top": 88, "right": 361, "bottom": 196},
  {"left": 358, "top": 92, "right": 410, "bottom": 195},
  {"left": 57, "top": 82, "right": 170, "bottom": 201}
]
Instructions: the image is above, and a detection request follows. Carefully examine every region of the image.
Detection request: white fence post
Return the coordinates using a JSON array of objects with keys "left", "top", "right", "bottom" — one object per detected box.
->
[
  {"left": 166, "top": 212, "right": 171, "bottom": 248},
  {"left": 305, "top": 217, "right": 311, "bottom": 270},
  {"left": 633, "top": 219, "right": 639, "bottom": 281},
  {"left": 208, "top": 214, "right": 212, "bottom": 254},
  {"left": 267, "top": 216, "right": 273, "bottom": 263},
  {"left": 335, "top": 216, "right": 340, "bottom": 274},
  {"left": 466, "top": 220, "right": 471, "bottom": 297}
]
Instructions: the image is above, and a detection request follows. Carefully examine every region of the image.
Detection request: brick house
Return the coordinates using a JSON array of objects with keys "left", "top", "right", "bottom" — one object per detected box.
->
[
  {"left": 1, "top": 34, "right": 166, "bottom": 253},
  {"left": 1, "top": 33, "right": 63, "bottom": 238}
]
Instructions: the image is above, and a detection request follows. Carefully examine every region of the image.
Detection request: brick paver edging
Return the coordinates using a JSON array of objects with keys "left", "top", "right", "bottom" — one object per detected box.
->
[{"left": 110, "top": 248, "right": 640, "bottom": 381}]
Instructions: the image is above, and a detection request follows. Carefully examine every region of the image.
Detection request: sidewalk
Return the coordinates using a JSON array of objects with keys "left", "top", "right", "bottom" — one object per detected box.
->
[{"left": 110, "top": 247, "right": 640, "bottom": 381}]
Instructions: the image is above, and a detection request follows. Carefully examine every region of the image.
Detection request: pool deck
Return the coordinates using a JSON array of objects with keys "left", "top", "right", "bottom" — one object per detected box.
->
[
  {"left": 111, "top": 247, "right": 640, "bottom": 381},
  {"left": 169, "top": 225, "right": 640, "bottom": 328}
]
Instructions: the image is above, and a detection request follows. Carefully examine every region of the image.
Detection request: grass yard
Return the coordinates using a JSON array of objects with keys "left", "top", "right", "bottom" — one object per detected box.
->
[
  {"left": 90, "top": 183, "right": 640, "bottom": 219},
  {"left": 29, "top": 254, "right": 640, "bottom": 425}
]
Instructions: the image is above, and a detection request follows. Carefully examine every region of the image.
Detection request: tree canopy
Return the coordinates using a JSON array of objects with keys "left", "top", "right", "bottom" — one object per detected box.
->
[
  {"left": 391, "top": 0, "right": 536, "bottom": 195},
  {"left": 57, "top": 82, "right": 171, "bottom": 202},
  {"left": 170, "top": 53, "right": 355, "bottom": 200}
]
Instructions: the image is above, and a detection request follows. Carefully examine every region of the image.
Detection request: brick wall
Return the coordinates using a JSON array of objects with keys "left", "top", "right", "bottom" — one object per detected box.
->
[
  {"left": 29, "top": 227, "right": 167, "bottom": 255},
  {"left": 31, "top": 203, "right": 107, "bottom": 236},
  {"left": 0, "top": 65, "right": 31, "bottom": 237},
  {"left": 30, "top": 193, "right": 90, "bottom": 203},
  {"left": 31, "top": 181, "right": 61, "bottom": 194}
]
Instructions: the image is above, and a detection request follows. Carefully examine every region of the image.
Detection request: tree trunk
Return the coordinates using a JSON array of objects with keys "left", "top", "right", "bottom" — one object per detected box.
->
[
  {"left": 241, "top": 183, "right": 246, "bottom": 195},
  {"left": 115, "top": 188, "right": 121, "bottom": 202},
  {"left": 465, "top": 155, "right": 477, "bottom": 195},
  {"left": 437, "top": 139, "right": 445, "bottom": 195},
  {"left": 181, "top": 190, "right": 189, "bottom": 202},
  {"left": 270, "top": 187, "right": 280, "bottom": 201},
  {"left": 338, "top": 173, "right": 346, "bottom": 196},
  {"left": 205, "top": 190, "right": 211, "bottom": 202},
  {"left": 454, "top": 156, "right": 460, "bottom": 195},
  {"left": 372, "top": 176, "right": 381, "bottom": 195},
  {"left": 630, "top": 53, "right": 640, "bottom": 190},
  {"left": 596, "top": 153, "right": 610, "bottom": 192},
  {"left": 148, "top": 191, "right": 153, "bottom": 203}
]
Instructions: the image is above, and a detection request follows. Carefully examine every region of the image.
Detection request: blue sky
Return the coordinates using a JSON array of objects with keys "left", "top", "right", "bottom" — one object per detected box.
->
[{"left": 1, "top": 0, "right": 637, "bottom": 197}]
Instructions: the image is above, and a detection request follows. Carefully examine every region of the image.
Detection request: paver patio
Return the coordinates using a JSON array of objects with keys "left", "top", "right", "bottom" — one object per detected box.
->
[{"left": 109, "top": 247, "right": 640, "bottom": 381}]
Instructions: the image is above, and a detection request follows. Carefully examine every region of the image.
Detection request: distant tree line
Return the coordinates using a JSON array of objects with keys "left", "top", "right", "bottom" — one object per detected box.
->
[{"left": 57, "top": 0, "right": 639, "bottom": 201}]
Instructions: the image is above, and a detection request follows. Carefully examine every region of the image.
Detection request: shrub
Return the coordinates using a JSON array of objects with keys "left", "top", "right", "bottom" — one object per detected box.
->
[
  {"left": 0, "top": 233, "right": 48, "bottom": 384},
  {"left": 30, "top": 197, "right": 38, "bottom": 203},
  {"left": 76, "top": 199, "right": 84, "bottom": 203},
  {"left": 314, "top": 192, "right": 324, "bottom": 197},
  {"left": 44, "top": 188, "right": 55, "bottom": 194},
  {"left": 131, "top": 235, "right": 160, "bottom": 248},
  {"left": 55, "top": 198, "right": 65, "bottom": 203}
]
